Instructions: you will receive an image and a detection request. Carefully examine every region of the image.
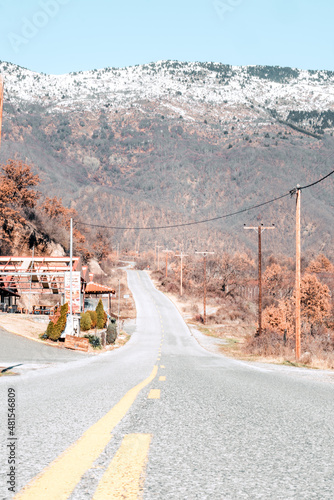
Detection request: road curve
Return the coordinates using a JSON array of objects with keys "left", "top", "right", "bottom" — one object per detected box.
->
[{"left": 0, "top": 270, "right": 333, "bottom": 499}]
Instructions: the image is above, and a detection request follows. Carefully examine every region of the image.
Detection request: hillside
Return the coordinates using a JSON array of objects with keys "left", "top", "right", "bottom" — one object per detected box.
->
[{"left": 1, "top": 60, "right": 334, "bottom": 257}]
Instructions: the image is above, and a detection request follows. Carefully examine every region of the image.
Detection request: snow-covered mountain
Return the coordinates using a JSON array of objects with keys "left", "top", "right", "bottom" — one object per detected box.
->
[
  {"left": 2, "top": 60, "right": 334, "bottom": 132},
  {"left": 1, "top": 60, "right": 334, "bottom": 255}
]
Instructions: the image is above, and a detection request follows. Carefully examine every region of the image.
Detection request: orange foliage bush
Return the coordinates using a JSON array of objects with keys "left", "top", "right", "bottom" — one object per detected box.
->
[
  {"left": 0, "top": 159, "right": 40, "bottom": 248},
  {"left": 262, "top": 300, "right": 293, "bottom": 336},
  {"left": 300, "top": 273, "right": 331, "bottom": 332},
  {"left": 306, "top": 254, "right": 334, "bottom": 273}
]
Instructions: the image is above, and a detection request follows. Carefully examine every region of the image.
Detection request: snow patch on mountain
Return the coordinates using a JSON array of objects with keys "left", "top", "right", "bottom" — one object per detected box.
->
[{"left": 1, "top": 60, "right": 334, "bottom": 122}]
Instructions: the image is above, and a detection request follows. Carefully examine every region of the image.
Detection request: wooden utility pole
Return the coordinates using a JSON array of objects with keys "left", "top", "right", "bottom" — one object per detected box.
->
[
  {"left": 0, "top": 76, "right": 3, "bottom": 149},
  {"left": 295, "top": 186, "right": 301, "bottom": 360},
  {"left": 195, "top": 251, "right": 214, "bottom": 324},
  {"left": 118, "top": 278, "right": 121, "bottom": 334},
  {"left": 244, "top": 224, "right": 275, "bottom": 336},
  {"left": 175, "top": 251, "right": 188, "bottom": 296},
  {"left": 156, "top": 245, "right": 163, "bottom": 271}
]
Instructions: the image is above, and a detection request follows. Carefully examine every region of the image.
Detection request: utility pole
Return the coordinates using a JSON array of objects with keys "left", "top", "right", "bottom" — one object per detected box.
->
[
  {"left": 175, "top": 251, "right": 188, "bottom": 296},
  {"left": 244, "top": 224, "right": 275, "bottom": 336},
  {"left": 156, "top": 245, "right": 163, "bottom": 271},
  {"left": 294, "top": 186, "right": 301, "bottom": 361},
  {"left": 68, "top": 217, "right": 73, "bottom": 334},
  {"left": 163, "top": 249, "right": 173, "bottom": 278},
  {"left": 118, "top": 278, "right": 121, "bottom": 334},
  {"left": 28, "top": 246, "right": 35, "bottom": 314},
  {"left": 70, "top": 218, "right": 73, "bottom": 318},
  {"left": 195, "top": 251, "right": 214, "bottom": 324},
  {"left": 0, "top": 76, "right": 3, "bottom": 149}
]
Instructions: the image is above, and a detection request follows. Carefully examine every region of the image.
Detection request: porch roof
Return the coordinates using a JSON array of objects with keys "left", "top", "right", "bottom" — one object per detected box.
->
[{"left": 85, "top": 282, "right": 115, "bottom": 294}]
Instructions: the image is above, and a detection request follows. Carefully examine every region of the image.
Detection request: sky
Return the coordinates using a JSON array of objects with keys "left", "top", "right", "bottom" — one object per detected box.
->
[{"left": 0, "top": 0, "right": 333, "bottom": 75}]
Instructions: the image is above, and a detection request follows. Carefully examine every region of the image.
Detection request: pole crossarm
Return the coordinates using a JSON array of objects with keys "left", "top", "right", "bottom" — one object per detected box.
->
[
  {"left": 195, "top": 251, "right": 215, "bottom": 256},
  {"left": 244, "top": 226, "right": 275, "bottom": 233}
]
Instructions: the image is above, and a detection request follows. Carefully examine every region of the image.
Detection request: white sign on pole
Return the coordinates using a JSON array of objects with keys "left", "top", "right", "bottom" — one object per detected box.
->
[{"left": 65, "top": 271, "right": 81, "bottom": 314}]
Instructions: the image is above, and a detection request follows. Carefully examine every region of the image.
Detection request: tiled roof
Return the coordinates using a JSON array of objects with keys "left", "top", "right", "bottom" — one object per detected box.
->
[{"left": 85, "top": 282, "right": 115, "bottom": 294}]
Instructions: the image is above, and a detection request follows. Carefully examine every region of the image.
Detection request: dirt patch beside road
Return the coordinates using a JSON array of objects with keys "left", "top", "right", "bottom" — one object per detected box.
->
[{"left": 0, "top": 314, "right": 47, "bottom": 340}]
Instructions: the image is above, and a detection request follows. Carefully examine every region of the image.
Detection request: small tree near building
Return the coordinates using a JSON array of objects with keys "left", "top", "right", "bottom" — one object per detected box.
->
[
  {"left": 48, "top": 303, "right": 68, "bottom": 341},
  {"left": 95, "top": 299, "right": 106, "bottom": 329},
  {"left": 80, "top": 312, "right": 92, "bottom": 332}
]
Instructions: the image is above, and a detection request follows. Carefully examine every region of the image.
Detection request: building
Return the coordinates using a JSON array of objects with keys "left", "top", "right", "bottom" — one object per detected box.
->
[
  {"left": 0, "top": 256, "right": 82, "bottom": 313},
  {"left": 83, "top": 273, "right": 115, "bottom": 314}
]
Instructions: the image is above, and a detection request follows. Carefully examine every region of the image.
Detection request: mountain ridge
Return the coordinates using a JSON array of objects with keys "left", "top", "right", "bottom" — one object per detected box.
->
[{"left": 1, "top": 60, "right": 334, "bottom": 257}]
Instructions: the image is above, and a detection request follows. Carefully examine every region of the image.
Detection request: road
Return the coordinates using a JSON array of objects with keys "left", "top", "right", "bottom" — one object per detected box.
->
[
  {"left": 1, "top": 270, "right": 334, "bottom": 499},
  {"left": 0, "top": 326, "right": 89, "bottom": 370}
]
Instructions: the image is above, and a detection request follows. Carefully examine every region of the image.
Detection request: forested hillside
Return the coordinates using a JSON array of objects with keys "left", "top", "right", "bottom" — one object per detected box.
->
[{"left": 1, "top": 60, "right": 334, "bottom": 257}]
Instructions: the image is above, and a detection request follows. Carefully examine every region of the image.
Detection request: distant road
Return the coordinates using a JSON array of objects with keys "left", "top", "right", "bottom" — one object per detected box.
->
[{"left": 1, "top": 270, "right": 334, "bottom": 499}]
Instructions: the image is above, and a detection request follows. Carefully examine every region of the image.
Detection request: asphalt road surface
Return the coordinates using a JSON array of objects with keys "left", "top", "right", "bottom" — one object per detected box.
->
[
  {"left": 0, "top": 326, "right": 89, "bottom": 368},
  {"left": 1, "top": 270, "right": 334, "bottom": 499}
]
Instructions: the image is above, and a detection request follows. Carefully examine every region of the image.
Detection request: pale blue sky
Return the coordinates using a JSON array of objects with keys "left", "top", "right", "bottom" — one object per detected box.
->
[{"left": 0, "top": 0, "right": 333, "bottom": 74}]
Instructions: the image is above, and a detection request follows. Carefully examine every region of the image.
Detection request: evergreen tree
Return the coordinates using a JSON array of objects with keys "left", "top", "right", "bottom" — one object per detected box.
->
[
  {"left": 49, "top": 303, "right": 68, "bottom": 341},
  {"left": 95, "top": 299, "right": 106, "bottom": 329}
]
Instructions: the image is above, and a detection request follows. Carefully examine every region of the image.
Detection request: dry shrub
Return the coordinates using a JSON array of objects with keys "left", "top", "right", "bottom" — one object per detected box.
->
[
  {"left": 207, "top": 308, "right": 227, "bottom": 324},
  {"left": 299, "top": 351, "right": 312, "bottom": 364},
  {"left": 165, "top": 281, "right": 180, "bottom": 294},
  {"left": 302, "top": 330, "right": 334, "bottom": 365},
  {"left": 190, "top": 302, "right": 199, "bottom": 314},
  {"left": 228, "top": 310, "right": 240, "bottom": 321},
  {"left": 194, "top": 314, "right": 204, "bottom": 323},
  {"left": 243, "top": 329, "right": 293, "bottom": 357},
  {"left": 224, "top": 296, "right": 253, "bottom": 322},
  {"left": 244, "top": 327, "right": 334, "bottom": 368},
  {"left": 159, "top": 276, "right": 175, "bottom": 290},
  {"left": 151, "top": 269, "right": 164, "bottom": 280},
  {"left": 100, "top": 255, "right": 118, "bottom": 272},
  {"left": 135, "top": 255, "right": 152, "bottom": 270}
]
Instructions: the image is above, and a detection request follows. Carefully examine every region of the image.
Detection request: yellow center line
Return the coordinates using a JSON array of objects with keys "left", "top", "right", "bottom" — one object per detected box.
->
[
  {"left": 93, "top": 434, "right": 152, "bottom": 500},
  {"left": 148, "top": 389, "right": 161, "bottom": 399},
  {"left": 160, "top": 365, "right": 165, "bottom": 369},
  {"left": 15, "top": 366, "right": 158, "bottom": 500},
  {"left": 159, "top": 376, "right": 166, "bottom": 382}
]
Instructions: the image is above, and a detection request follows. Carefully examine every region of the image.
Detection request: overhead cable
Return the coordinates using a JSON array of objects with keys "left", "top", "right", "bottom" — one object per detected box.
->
[{"left": 75, "top": 167, "right": 334, "bottom": 231}]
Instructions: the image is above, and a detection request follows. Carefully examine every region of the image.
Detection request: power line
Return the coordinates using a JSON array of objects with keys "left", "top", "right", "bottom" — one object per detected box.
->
[
  {"left": 299, "top": 167, "right": 334, "bottom": 190},
  {"left": 3, "top": 82, "right": 334, "bottom": 233},
  {"left": 75, "top": 192, "right": 291, "bottom": 231},
  {"left": 74, "top": 164, "right": 334, "bottom": 231}
]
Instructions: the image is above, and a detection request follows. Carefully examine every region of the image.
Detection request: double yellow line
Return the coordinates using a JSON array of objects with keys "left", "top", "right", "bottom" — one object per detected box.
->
[{"left": 15, "top": 365, "right": 158, "bottom": 500}]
